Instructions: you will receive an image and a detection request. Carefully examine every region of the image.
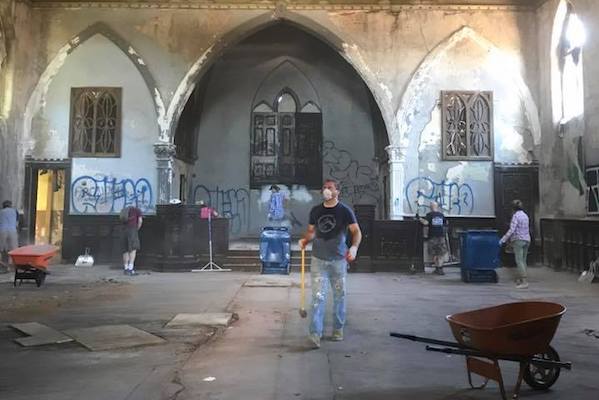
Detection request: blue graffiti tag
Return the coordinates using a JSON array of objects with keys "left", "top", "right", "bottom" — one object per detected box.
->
[
  {"left": 71, "top": 175, "right": 153, "bottom": 214},
  {"left": 405, "top": 177, "right": 474, "bottom": 215},
  {"left": 193, "top": 185, "right": 251, "bottom": 234}
]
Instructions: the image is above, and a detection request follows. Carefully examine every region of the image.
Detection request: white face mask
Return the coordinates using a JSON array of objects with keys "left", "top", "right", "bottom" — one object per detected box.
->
[{"left": 322, "top": 188, "right": 333, "bottom": 201}]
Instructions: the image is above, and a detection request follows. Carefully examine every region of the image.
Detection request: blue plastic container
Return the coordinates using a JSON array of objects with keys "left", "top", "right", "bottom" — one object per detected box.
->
[
  {"left": 461, "top": 268, "right": 498, "bottom": 283},
  {"left": 260, "top": 227, "right": 291, "bottom": 275},
  {"left": 460, "top": 230, "right": 500, "bottom": 270}
]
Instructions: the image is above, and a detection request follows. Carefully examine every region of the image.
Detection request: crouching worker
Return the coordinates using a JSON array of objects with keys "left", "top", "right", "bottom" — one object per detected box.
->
[
  {"left": 417, "top": 201, "right": 448, "bottom": 275},
  {"left": 299, "top": 179, "right": 361, "bottom": 349}
]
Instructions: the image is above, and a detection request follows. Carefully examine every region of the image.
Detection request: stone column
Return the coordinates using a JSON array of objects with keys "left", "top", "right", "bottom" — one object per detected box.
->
[
  {"left": 385, "top": 145, "right": 407, "bottom": 220},
  {"left": 154, "top": 143, "right": 176, "bottom": 205}
]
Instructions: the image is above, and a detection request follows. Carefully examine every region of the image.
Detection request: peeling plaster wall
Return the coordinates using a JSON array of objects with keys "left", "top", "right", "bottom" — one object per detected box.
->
[
  {"left": 187, "top": 25, "right": 381, "bottom": 237},
  {"left": 404, "top": 29, "right": 538, "bottom": 217},
  {"left": 29, "top": 34, "right": 158, "bottom": 214},
  {"left": 3, "top": 3, "right": 541, "bottom": 219},
  {"left": 22, "top": 6, "right": 540, "bottom": 141}
]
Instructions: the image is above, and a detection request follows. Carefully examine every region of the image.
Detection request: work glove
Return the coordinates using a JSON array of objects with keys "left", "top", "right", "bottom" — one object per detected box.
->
[{"left": 346, "top": 245, "right": 358, "bottom": 262}]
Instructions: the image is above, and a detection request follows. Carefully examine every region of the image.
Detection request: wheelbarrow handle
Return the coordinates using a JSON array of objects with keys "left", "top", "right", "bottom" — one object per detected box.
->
[
  {"left": 425, "top": 345, "right": 573, "bottom": 370},
  {"left": 389, "top": 332, "right": 470, "bottom": 349}
]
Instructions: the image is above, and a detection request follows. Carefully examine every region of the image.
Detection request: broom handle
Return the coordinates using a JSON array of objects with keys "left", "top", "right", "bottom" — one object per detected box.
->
[{"left": 301, "top": 248, "right": 305, "bottom": 308}]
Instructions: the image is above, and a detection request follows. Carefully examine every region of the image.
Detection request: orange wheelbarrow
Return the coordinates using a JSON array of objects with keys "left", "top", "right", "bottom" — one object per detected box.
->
[
  {"left": 391, "top": 302, "right": 572, "bottom": 399},
  {"left": 8, "top": 245, "right": 58, "bottom": 287}
]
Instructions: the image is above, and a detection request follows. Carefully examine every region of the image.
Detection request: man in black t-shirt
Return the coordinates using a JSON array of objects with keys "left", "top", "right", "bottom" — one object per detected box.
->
[
  {"left": 417, "top": 201, "right": 447, "bottom": 275},
  {"left": 299, "top": 179, "right": 362, "bottom": 349}
]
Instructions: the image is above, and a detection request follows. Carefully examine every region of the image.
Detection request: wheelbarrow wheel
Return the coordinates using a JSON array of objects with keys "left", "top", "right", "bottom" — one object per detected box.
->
[{"left": 523, "top": 345, "right": 561, "bottom": 390}]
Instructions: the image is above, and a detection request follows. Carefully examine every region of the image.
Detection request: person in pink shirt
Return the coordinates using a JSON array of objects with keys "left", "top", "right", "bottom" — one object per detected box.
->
[
  {"left": 499, "top": 199, "right": 531, "bottom": 289},
  {"left": 198, "top": 200, "right": 218, "bottom": 219}
]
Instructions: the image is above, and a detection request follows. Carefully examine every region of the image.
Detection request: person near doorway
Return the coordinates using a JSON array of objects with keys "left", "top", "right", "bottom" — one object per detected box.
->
[
  {"left": 417, "top": 201, "right": 448, "bottom": 275},
  {"left": 499, "top": 199, "right": 531, "bottom": 289},
  {"left": 0, "top": 200, "right": 19, "bottom": 269},
  {"left": 267, "top": 185, "right": 286, "bottom": 226},
  {"left": 120, "top": 205, "right": 143, "bottom": 276},
  {"left": 299, "top": 179, "right": 362, "bottom": 349}
]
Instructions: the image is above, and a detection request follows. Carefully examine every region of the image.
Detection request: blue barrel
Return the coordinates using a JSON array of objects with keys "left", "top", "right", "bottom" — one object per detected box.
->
[
  {"left": 260, "top": 227, "right": 291, "bottom": 275},
  {"left": 460, "top": 230, "right": 500, "bottom": 270}
]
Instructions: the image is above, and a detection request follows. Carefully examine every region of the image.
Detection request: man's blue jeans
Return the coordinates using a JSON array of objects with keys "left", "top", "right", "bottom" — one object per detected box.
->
[{"left": 309, "top": 256, "right": 347, "bottom": 337}]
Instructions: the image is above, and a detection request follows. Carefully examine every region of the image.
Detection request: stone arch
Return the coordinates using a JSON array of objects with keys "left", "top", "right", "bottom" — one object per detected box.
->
[
  {"left": 164, "top": 10, "right": 396, "bottom": 145},
  {"left": 22, "top": 21, "right": 165, "bottom": 157},
  {"left": 395, "top": 26, "right": 541, "bottom": 151}
]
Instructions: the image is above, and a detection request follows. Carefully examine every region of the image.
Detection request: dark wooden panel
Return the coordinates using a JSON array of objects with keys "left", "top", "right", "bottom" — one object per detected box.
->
[
  {"left": 369, "top": 217, "right": 497, "bottom": 270},
  {"left": 354, "top": 204, "right": 375, "bottom": 257},
  {"left": 371, "top": 220, "right": 423, "bottom": 270},
  {"left": 541, "top": 218, "right": 599, "bottom": 272},
  {"left": 62, "top": 214, "right": 124, "bottom": 263},
  {"left": 62, "top": 205, "right": 230, "bottom": 270}
]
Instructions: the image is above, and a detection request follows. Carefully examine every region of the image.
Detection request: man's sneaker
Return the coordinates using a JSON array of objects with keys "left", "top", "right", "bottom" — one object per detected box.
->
[
  {"left": 129, "top": 270, "right": 138, "bottom": 276},
  {"left": 331, "top": 330, "right": 344, "bottom": 341},
  {"left": 308, "top": 333, "right": 321, "bottom": 349},
  {"left": 516, "top": 280, "right": 529, "bottom": 289}
]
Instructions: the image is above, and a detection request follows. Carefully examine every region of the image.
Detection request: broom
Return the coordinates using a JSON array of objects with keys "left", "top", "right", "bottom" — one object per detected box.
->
[{"left": 299, "top": 248, "right": 307, "bottom": 318}]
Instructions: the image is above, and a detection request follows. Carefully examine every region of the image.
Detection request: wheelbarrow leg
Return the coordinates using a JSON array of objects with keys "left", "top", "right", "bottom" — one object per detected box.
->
[
  {"left": 466, "top": 357, "right": 489, "bottom": 389},
  {"left": 511, "top": 362, "right": 526, "bottom": 399},
  {"left": 466, "top": 357, "right": 508, "bottom": 400}
]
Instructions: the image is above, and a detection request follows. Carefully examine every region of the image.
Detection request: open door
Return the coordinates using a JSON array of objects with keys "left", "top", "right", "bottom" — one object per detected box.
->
[{"left": 23, "top": 160, "right": 70, "bottom": 260}]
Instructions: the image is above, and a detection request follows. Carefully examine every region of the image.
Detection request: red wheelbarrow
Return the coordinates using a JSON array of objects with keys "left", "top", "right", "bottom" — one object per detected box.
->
[
  {"left": 390, "top": 301, "right": 572, "bottom": 399},
  {"left": 8, "top": 245, "right": 58, "bottom": 287}
]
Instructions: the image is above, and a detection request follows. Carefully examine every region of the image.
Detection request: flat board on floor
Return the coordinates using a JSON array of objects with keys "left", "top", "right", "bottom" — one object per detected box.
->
[
  {"left": 64, "top": 324, "right": 165, "bottom": 351},
  {"left": 243, "top": 275, "right": 294, "bottom": 287},
  {"left": 165, "top": 313, "right": 233, "bottom": 328},
  {"left": 11, "top": 322, "right": 74, "bottom": 347}
]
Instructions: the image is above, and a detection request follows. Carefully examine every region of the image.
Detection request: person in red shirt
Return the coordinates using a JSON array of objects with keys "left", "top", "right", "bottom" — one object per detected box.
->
[{"left": 120, "top": 206, "right": 143, "bottom": 276}]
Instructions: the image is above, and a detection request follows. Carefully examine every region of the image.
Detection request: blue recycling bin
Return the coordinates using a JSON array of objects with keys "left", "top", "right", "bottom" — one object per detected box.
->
[
  {"left": 260, "top": 227, "right": 291, "bottom": 275},
  {"left": 460, "top": 230, "right": 500, "bottom": 283}
]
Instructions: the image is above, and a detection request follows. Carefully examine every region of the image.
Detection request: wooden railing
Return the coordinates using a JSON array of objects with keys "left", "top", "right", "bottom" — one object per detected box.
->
[
  {"left": 362, "top": 216, "right": 497, "bottom": 270},
  {"left": 541, "top": 218, "right": 599, "bottom": 272}
]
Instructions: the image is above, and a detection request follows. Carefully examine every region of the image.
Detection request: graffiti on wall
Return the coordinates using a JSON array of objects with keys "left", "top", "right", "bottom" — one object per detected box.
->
[
  {"left": 405, "top": 177, "right": 474, "bottom": 215},
  {"left": 71, "top": 175, "right": 153, "bottom": 214},
  {"left": 322, "top": 141, "right": 380, "bottom": 205},
  {"left": 193, "top": 185, "right": 250, "bottom": 234}
]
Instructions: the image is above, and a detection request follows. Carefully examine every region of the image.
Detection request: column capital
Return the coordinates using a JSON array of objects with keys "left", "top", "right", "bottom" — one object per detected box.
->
[
  {"left": 153, "top": 142, "right": 176, "bottom": 160},
  {"left": 385, "top": 145, "right": 408, "bottom": 163},
  {"left": 153, "top": 143, "right": 176, "bottom": 205}
]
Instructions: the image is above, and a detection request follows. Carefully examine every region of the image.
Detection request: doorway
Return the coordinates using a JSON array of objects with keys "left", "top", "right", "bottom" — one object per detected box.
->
[
  {"left": 23, "top": 160, "right": 71, "bottom": 258},
  {"left": 493, "top": 163, "right": 539, "bottom": 264}
]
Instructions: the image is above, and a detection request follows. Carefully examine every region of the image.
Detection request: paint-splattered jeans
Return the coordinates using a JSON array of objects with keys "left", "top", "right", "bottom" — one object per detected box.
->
[
  {"left": 310, "top": 256, "right": 347, "bottom": 338},
  {"left": 512, "top": 240, "right": 530, "bottom": 280}
]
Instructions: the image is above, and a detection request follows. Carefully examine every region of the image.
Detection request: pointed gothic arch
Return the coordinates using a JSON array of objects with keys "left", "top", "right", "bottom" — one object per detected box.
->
[
  {"left": 23, "top": 22, "right": 165, "bottom": 157},
  {"left": 164, "top": 11, "right": 395, "bottom": 147}
]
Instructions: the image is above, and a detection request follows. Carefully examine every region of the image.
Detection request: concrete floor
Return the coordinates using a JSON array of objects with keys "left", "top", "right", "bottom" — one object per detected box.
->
[{"left": 1, "top": 265, "right": 598, "bottom": 400}]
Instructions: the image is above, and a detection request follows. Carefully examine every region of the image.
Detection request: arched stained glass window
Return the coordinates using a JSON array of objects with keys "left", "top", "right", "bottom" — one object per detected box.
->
[
  {"left": 251, "top": 88, "right": 322, "bottom": 188},
  {"left": 70, "top": 87, "right": 121, "bottom": 157}
]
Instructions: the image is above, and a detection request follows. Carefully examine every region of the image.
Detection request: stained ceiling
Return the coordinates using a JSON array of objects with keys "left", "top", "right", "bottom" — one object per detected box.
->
[{"left": 29, "top": 0, "right": 548, "bottom": 8}]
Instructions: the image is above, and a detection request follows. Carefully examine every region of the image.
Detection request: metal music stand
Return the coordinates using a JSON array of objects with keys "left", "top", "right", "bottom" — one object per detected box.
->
[{"left": 192, "top": 211, "right": 231, "bottom": 272}]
